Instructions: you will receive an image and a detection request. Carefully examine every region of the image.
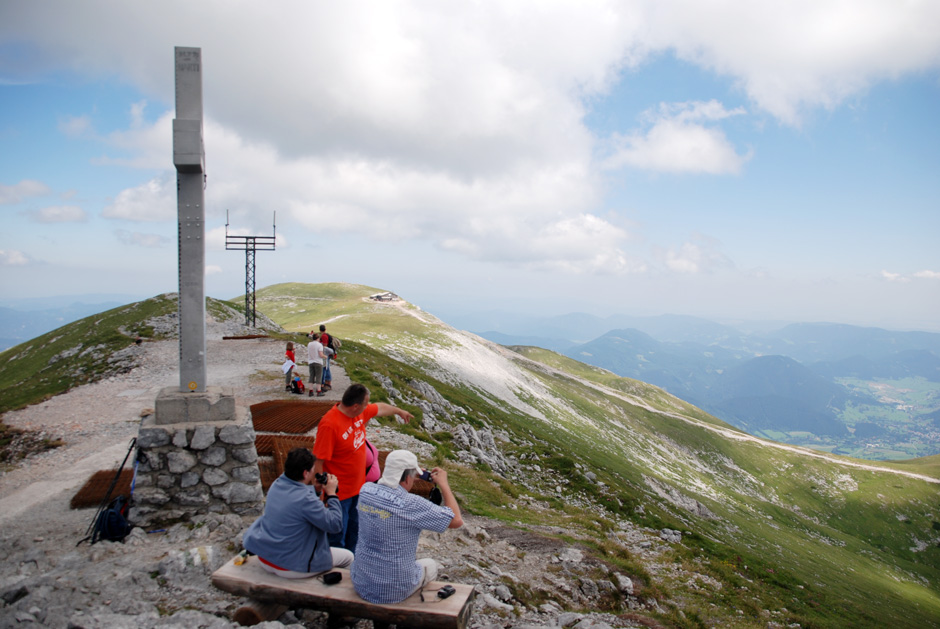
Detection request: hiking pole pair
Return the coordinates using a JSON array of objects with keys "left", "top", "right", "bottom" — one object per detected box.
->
[{"left": 77, "top": 437, "right": 137, "bottom": 545}]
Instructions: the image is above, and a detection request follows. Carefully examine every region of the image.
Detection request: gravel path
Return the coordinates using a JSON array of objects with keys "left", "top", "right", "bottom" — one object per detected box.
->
[{"left": 0, "top": 336, "right": 350, "bottom": 521}]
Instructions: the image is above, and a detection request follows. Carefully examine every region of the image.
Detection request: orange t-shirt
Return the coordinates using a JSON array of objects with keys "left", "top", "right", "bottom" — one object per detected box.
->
[{"left": 313, "top": 403, "right": 379, "bottom": 500}]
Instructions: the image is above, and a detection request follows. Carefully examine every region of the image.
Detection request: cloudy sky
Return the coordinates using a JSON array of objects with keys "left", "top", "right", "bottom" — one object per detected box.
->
[{"left": 1, "top": 1, "right": 938, "bottom": 331}]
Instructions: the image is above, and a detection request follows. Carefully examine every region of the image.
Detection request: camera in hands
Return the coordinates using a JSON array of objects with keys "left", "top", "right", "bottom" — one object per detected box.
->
[{"left": 418, "top": 469, "right": 432, "bottom": 482}]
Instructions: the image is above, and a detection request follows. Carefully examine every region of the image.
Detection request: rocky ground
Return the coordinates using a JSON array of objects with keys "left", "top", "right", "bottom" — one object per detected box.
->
[{"left": 0, "top": 319, "right": 683, "bottom": 629}]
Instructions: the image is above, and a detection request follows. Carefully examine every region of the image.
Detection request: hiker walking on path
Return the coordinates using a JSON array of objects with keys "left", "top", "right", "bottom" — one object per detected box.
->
[
  {"left": 352, "top": 449, "right": 464, "bottom": 604},
  {"left": 312, "top": 383, "right": 413, "bottom": 553}
]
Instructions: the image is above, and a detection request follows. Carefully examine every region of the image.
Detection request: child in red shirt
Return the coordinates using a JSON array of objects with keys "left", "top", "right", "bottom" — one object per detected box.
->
[{"left": 284, "top": 342, "right": 296, "bottom": 391}]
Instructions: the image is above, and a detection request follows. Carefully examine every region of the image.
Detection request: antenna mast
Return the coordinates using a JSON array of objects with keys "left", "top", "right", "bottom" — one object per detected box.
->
[{"left": 225, "top": 210, "right": 276, "bottom": 327}]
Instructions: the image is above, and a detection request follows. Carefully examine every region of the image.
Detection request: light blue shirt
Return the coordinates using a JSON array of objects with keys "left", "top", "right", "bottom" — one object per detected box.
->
[
  {"left": 351, "top": 483, "right": 454, "bottom": 604},
  {"left": 242, "top": 474, "right": 343, "bottom": 574}
]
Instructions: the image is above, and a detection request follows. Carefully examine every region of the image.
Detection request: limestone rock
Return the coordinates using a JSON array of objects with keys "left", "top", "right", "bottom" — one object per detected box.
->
[
  {"left": 190, "top": 425, "right": 217, "bottom": 450},
  {"left": 231, "top": 446, "right": 258, "bottom": 464},
  {"left": 219, "top": 424, "right": 254, "bottom": 445},
  {"left": 202, "top": 467, "right": 229, "bottom": 486},
  {"left": 660, "top": 528, "right": 682, "bottom": 544},
  {"left": 198, "top": 446, "right": 226, "bottom": 467},
  {"left": 166, "top": 451, "right": 197, "bottom": 474},
  {"left": 137, "top": 427, "right": 170, "bottom": 448}
]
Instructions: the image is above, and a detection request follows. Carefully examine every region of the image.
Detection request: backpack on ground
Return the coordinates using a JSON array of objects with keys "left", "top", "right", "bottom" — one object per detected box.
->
[
  {"left": 91, "top": 495, "right": 133, "bottom": 543},
  {"left": 77, "top": 438, "right": 137, "bottom": 546},
  {"left": 291, "top": 377, "right": 305, "bottom": 394}
]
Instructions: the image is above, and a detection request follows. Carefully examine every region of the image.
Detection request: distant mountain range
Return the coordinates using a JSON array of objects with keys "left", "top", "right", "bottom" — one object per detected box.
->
[
  {"left": 0, "top": 294, "right": 145, "bottom": 351},
  {"left": 473, "top": 314, "right": 940, "bottom": 458},
  {"left": 5, "top": 296, "right": 938, "bottom": 457}
]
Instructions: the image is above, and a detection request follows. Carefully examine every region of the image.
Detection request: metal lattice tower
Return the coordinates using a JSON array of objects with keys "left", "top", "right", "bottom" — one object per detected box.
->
[{"left": 225, "top": 211, "right": 276, "bottom": 327}]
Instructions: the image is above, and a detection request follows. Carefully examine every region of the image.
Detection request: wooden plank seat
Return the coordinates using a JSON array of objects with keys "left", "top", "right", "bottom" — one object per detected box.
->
[{"left": 212, "top": 556, "right": 476, "bottom": 629}]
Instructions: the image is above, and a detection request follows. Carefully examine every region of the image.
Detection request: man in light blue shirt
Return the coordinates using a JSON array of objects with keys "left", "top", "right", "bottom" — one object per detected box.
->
[
  {"left": 351, "top": 450, "right": 464, "bottom": 604},
  {"left": 242, "top": 448, "right": 353, "bottom": 578}
]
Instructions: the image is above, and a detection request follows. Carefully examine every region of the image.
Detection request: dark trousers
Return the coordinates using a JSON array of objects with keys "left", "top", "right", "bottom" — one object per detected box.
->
[{"left": 327, "top": 494, "right": 359, "bottom": 553}]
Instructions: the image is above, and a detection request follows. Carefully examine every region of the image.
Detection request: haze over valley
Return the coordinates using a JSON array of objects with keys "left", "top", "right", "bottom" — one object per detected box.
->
[{"left": 470, "top": 312, "right": 940, "bottom": 461}]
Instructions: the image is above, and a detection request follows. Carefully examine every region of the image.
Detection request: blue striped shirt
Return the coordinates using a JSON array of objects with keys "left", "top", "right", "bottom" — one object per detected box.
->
[{"left": 351, "top": 483, "right": 454, "bottom": 604}]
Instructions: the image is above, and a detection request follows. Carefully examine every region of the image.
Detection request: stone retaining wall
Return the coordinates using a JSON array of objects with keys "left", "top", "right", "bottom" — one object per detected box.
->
[{"left": 131, "top": 408, "right": 263, "bottom": 527}]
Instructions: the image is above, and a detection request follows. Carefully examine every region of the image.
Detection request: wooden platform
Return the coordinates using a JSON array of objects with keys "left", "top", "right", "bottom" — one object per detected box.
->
[{"left": 212, "top": 556, "right": 476, "bottom": 629}]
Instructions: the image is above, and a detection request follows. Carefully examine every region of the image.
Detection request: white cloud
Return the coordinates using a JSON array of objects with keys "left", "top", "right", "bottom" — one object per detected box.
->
[
  {"left": 206, "top": 265, "right": 222, "bottom": 276},
  {"left": 206, "top": 226, "right": 228, "bottom": 252},
  {"left": 0, "top": 249, "right": 31, "bottom": 266},
  {"left": 115, "top": 229, "right": 170, "bottom": 248},
  {"left": 882, "top": 269, "right": 940, "bottom": 282},
  {"left": 94, "top": 108, "right": 171, "bottom": 170},
  {"left": 880, "top": 270, "right": 910, "bottom": 283},
  {"left": 5, "top": 1, "right": 933, "bottom": 136},
  {"left": 29, "top": 205, "right": 87, "bottom": 223},
  {"left": 58, "top": 114, "right": 92, "bottom": 138},
  {"left": 603, "top": 100, "right": 751, "bottom": 174},
  {"left": 141, "top": 116, "right": 625, "bottom": 274},
  {"left": 0, "top": 180, "right": 50, "bottom": 204},
  {"left": 659, "top": 233, "right": 733, "bottom": 274},
  {"left": 640, "top": 0, "right": 940, "bottom": 125},
  {"left": 5, "top": 0, "right": 938, "bottom": 281},
  {"left": 102, "top": 174, "right": 175, "bottom": 221}
]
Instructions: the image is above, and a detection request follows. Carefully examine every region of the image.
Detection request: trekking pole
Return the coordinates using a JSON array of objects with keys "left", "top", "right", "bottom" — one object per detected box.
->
[{"left": 80, "top": 437, "right": 137, "bottom": 541}]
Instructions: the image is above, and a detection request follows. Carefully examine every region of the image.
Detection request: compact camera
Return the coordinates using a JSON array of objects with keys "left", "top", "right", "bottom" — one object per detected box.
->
[
  {"left": 418, "top": 469, "right": 432, "bottom": 482},
  {"left": 437, "top": 585, "right": 456, "bottom": 599}
]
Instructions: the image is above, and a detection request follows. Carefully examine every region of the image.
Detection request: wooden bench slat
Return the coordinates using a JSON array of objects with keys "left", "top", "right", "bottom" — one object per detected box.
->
[{"left": 212, "top": 557, "right": 476, "bottom": 629}]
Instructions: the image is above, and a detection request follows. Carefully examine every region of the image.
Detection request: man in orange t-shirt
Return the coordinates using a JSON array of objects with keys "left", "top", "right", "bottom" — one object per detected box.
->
[{"left": 313, "top": 383, "right": 413, "bottom": 552}]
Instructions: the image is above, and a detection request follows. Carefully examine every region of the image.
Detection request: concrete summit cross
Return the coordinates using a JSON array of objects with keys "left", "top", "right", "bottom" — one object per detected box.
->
[
  {"left": 127, "top": 47, "right": 263, "bottom": 527},
  {"left": 173, "top": 46, "right": 207, "bottom": 393}
]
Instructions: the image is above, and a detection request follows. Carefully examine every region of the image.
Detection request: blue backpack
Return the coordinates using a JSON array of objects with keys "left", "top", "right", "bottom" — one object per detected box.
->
[{"left": 91, "top": 495, "right": 133, "bottom": 544}]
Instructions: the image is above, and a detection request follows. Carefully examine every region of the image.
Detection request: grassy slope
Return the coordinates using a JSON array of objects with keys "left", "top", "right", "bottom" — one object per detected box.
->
[
  {"left": 0, "top": 294, "right": 178, "bottom": 414},
  {"left": 257, "top": 283, "right": 940, "bottom": 628},
  {"left": 0, "top": 295, "right": 256, "bottom": 415},
  {"left": 246, "top": 282, "right": 389, "bottom": 333},
  {"left": 3, "top": 285, "right": 937, "bottom": 627}
]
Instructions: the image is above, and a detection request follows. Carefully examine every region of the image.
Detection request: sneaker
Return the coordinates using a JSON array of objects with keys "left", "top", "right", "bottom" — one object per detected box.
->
[
  {"left": 308, "top": 390, "right": 314, "bottom": 397},
  {"left": 316, "top": 391, "right": 326, "bottom": 397}
]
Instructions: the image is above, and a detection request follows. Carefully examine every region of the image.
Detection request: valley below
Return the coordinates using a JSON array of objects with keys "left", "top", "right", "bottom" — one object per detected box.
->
[{"left": 757, "top": 377, "right": 940, "bottom": 459}]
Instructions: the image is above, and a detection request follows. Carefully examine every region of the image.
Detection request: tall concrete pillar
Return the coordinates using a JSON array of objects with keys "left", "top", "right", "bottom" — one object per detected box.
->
[
  {"left": 132, "top": 47, "right": 262, "bottom": 528},
  {"left": 173, "top": 46, "right": 207, "bottom": 393}
]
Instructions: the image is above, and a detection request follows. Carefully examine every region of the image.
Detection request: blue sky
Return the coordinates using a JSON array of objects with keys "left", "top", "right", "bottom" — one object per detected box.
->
[{"left": 1, "top": 1, "right": 938, "bottom": 331}]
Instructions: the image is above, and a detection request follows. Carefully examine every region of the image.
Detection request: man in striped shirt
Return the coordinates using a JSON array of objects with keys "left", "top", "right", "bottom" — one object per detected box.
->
[{"left": 351, "top": 450, "right": 464, "bottom": 604}]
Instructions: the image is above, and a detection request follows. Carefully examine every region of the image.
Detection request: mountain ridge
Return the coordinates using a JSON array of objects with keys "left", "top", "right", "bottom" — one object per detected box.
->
[{"left": 2, "top": 283, "right": 939, "bottom": 627}]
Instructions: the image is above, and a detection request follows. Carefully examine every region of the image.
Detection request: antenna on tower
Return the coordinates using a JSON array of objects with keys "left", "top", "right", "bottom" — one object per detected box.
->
[{"left": 225, "top": 210, "right": 276, "bottom": 327}]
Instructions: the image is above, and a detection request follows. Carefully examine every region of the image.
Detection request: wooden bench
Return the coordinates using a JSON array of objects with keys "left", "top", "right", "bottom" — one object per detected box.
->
[{"left": 212, "top": 556, "right": 476, "bottom": 629}]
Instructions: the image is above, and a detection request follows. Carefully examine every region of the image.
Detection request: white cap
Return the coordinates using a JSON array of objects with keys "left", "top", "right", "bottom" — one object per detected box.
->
[{"left": 378, "top": 450, "right": 420, "bottom": 487}]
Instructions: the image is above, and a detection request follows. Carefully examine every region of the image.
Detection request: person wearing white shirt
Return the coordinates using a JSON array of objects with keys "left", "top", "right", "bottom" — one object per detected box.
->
[{"left": 306, "top": 333, "right": 327, "bottom": 397}]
